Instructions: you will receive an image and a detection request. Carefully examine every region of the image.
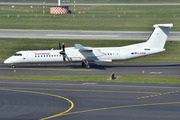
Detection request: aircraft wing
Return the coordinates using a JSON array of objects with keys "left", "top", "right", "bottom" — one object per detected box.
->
[
  {"left": 74, "top": 44, "right": 92, "bottom": 52},
  {"left": 74, "top": 44, "right": 104, "bottom": 56}
]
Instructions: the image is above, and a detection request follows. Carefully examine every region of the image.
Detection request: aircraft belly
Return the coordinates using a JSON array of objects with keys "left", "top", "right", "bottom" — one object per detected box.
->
[{"left": 86, "top": 55, "right": 99, "bottom": 60}]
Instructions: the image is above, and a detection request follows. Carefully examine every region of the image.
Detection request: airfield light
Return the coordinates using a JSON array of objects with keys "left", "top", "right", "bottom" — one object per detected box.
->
[{"left": 58, "top": 0, "right": 61, "bottom": 6}]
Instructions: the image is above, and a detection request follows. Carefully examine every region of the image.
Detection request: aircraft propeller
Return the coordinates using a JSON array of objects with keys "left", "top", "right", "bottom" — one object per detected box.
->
[{"left": 59, "top": 43, "right": 67, "bottom": 61}]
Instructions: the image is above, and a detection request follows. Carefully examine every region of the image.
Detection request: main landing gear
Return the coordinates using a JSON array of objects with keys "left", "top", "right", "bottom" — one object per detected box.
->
[{"left": 82, "top": 59, "right": 90, "bottom": 69}]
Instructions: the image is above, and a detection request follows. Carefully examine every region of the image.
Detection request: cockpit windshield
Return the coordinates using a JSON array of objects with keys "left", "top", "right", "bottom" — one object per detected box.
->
[{"left": 14, "top": 53, "right": 22, "bottom": 56}]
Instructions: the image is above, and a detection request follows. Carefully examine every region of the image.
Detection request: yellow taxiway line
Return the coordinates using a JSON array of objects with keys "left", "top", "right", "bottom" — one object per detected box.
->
[{"left": 0, "top": 88, "right": 74, "bottom": 120}]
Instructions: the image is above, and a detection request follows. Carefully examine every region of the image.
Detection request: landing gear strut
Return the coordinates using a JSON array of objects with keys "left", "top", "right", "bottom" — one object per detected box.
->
[{"left": 82, "top": 59, "right": 90, "bottom": 69}]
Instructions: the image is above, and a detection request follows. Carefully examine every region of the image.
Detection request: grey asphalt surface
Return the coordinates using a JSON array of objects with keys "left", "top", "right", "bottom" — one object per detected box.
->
[
  {"left": 0, "top": 62, "right": 180, "bottom": 76},
  {"left": 1, "top": 62, "right": 180, "bottom": 120},
  {"left": 0, "top": 29, "right": 179, "bottom": 40},
  {"left": 0, "top": 80, "right": 180, "bottom": 120},
  {"left": 0, "top": 2, "right": 179, "bottom": 119}
]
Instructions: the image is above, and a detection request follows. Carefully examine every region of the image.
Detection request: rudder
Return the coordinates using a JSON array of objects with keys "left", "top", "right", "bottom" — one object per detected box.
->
[{"left": 144, "top": 24, "right": 173, "bottom": 49}]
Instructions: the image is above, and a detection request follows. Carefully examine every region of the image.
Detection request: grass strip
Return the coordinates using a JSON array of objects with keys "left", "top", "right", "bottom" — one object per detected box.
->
[
  {"left": 1, "top": 38, "right": 180, "bottom": 63},
  {"left": 0, "top": 5, "right": 180, "bottom": 30},
  {"left": 2, "top": 0, "right": 180, "bottom": 3},
  {"left": 0, "top": 75, "right": 180, "bottom": 84}
]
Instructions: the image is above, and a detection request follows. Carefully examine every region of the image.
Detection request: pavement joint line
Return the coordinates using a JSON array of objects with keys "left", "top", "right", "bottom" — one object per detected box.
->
[{"left": 0, "top": 87, "right": 157, "bottom": 94}]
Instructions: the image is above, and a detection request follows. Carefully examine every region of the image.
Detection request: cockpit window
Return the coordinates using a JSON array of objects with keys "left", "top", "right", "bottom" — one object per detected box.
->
[{"left": 14, "top": 53, "right": 22, "bottom": 56}]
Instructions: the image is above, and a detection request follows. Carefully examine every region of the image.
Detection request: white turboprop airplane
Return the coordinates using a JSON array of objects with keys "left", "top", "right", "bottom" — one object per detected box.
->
[{"left": 4, "top": 24, "right": 173, "bottom": 68}]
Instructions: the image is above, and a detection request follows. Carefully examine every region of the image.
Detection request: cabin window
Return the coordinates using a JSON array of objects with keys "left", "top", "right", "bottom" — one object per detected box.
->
[{"left": 14, "top": 53, "right": 22, "bottom": 56}]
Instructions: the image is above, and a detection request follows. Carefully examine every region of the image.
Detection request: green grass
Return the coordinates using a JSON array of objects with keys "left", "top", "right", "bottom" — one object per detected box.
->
[
  {"left": 2, "top": 0, "right": 180, "bottom": 3},
  {"left": 0, "top": 2, "right": 180, "bottom": 84},
  {"left": 0, "top": 5, "right": 180, "bottom": 30},
  {"left": 0, "top": 75, "right": 180, "bottom": 84},
  {"left": 74, "top": 0, "right": 180, "bottom": 3},
  {"left": 0, "top": 38, "right": 180, "bottom": 63}
]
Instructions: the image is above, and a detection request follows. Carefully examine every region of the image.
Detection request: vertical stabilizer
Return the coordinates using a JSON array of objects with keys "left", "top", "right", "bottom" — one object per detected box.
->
[{"left": 144, "top": 24, "right": 173, "bottom": 49}]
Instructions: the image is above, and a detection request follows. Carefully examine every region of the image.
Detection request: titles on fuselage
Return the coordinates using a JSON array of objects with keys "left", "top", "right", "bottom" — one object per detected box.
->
[
  {"left": 131, "top": 52, "right": 146, "bottom": 55},
  {"left": 35, "top": 52, "right": 51, "bottom": 56}
]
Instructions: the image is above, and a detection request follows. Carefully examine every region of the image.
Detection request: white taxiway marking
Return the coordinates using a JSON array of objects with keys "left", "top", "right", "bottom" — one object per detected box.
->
[
  {"left": 149, "top": 72, "right": 163, "bottom": 74},
  {"left": 46, "top": 34, "right": 119, "bottom": 37},
  {"left": 83, "top": 82, "right": 97, "bottom": 85},
  {"left": 0, "top": 81, "right": 180, "bottom": 89}
]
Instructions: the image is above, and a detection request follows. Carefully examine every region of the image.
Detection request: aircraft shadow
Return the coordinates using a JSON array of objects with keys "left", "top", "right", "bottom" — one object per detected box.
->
[
  {"left": 90, "top": 63, "right": 180, "bottom": 70},
  {"left": 2, "top": 62, "right": 179, "bottom": 70}
]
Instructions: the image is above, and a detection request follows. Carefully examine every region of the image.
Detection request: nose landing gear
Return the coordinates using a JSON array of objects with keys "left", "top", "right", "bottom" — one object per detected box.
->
[{"left": 11, "top": 64, "right": 16, "bottom": 68}]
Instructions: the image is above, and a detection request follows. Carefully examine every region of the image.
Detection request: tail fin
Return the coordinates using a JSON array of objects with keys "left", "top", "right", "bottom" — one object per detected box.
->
[{"left": 144, "top": 24, "right": 173, "bottom": 49}]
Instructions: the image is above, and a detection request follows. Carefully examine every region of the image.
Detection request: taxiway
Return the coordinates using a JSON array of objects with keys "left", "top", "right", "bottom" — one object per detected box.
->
[
  {"left": 0, "top": 29, "right": 180, "bottom": 41},
  {"left": 0, "top": 62, "right": 180, "bottom": 76},
  {"left": 0, "top": 29, "right": 179, "bottom": 40},
  {"left": 0, "top": 80, "right": 180, "bottom": 120}
]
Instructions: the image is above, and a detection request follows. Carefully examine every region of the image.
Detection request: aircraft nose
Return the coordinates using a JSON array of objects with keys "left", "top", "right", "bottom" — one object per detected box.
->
[{"left": 4, "top": 58, "right": 12, "bottom": 64}]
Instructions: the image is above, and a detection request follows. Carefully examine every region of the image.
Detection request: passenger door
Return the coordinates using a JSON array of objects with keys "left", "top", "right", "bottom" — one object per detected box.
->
[{"left": 27, "top": 52, "right": 33, "bottom": 62}]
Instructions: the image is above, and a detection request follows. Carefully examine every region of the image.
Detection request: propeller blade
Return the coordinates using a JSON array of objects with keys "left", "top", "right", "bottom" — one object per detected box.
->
[
  {"left": 59, "top": 43, "right": 61, "bottom": 50},
  {"left": 60, "top": 51, "right": 65, "bottom": 55},
  {"left": 59, "top": 43, "right": 66, "bottom": 55},
  {"left": 63, "top": 55, "right": 66, "bottom": 61},
  {"left": 62, "top": 43, "right": 65, "bottom": 52},
  {"left": 59, "top": 43, "right": 66, "bottom": 61}
]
